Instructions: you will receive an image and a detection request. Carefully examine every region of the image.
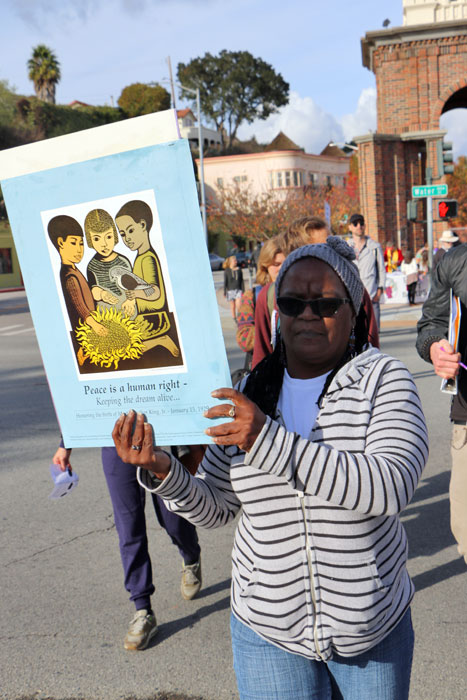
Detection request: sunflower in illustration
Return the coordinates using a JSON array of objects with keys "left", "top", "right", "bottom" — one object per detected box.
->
[{"left": 75, "top": 307, "right": 144, "bottom": 369}]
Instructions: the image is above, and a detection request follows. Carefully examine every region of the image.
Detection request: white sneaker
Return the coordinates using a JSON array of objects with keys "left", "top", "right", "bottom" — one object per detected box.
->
[
  {"left": 181, "top": 558, "right": 202, "bottom": 600},
  {"left": 124, "top": 609, "right": 158, "bottom": 651}
]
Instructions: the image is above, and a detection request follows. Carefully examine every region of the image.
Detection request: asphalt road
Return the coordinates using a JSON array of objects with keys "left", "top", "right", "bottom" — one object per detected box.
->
[{"left": 0, "top": 282, "right": 465, "bottom": 700}]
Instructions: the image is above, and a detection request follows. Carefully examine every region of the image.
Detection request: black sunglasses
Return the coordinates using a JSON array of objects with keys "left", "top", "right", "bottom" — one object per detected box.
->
[{"left": 277, "top": 296, "right": 350, "bottom": 318}]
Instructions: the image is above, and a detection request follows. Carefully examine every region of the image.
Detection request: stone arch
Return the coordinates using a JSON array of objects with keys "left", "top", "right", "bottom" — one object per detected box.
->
[
  {"left": 360, "top": 17, "right": 467, "bottom": 248},
  {"left": 433, "top": 80, "right": 467, "bottom": 124}
]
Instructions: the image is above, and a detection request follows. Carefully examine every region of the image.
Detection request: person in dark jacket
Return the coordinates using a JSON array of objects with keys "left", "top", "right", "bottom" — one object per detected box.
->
[{"left": 416, "top": 242, "right": 467, "bottom": 563}]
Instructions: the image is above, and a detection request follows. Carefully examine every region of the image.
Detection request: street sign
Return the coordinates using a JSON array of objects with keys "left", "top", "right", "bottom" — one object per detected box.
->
[{"left": 412, "top": 184, "right": 448, "bottom": 198}]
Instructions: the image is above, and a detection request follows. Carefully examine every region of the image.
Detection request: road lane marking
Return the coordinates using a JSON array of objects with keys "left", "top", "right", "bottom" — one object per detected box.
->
[
  {"left": 1, "top": 326, "right": 35, "bottom": 336},
  {"left": 0, "top": 324, "right": 23, "bottom": 332}
]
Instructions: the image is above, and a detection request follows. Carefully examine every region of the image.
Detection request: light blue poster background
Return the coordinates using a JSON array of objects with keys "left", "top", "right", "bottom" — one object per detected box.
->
[{"left": 3, "top": 139, "right": 232, "bottom": 447}]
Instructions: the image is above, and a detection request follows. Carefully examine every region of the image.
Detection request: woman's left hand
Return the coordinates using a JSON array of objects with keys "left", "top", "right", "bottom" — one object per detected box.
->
[{"left": 204, "top": 388, "right": 266, "bottom": 452}]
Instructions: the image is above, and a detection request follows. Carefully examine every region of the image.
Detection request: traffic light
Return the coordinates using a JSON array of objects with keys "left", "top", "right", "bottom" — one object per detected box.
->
[
  {"left": 438, "top": 199, "right": 458, "bottom": 219},
  {"left": 407, "top": 199, "right": 418, "bottom": 221},
  {"left": 437, "top": 140, "right": 454, "bottom": 175}
]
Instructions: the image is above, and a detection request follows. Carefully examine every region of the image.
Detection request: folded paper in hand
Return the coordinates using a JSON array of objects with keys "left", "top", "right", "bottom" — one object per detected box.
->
[{"left": 49, "top": 464, "right": 79, "bottom": 499}]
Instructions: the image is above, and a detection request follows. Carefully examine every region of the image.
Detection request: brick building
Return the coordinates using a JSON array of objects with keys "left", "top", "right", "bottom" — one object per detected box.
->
[{"left": 358, "top": 0, "right": 467, "bottom": 250}]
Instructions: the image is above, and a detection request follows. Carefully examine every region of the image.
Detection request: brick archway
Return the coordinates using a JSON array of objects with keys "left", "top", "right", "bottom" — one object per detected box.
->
[
  {"left": 359, "top": 19, "right": 467, "bottom": 250},
  {"left": 436, "top": 81, "right": 467, "bottom": 120}
]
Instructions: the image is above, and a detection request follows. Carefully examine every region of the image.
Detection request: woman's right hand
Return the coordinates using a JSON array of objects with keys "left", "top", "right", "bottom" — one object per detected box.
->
[{"left": 112, "top": 411, "right": 171, "bottom": 480}]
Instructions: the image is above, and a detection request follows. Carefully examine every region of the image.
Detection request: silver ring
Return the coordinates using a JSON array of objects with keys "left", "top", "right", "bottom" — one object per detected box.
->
[
  {"left": 131, "top": 444, "right": 142, "bottom": 451},
  {"left": 228, "top": 406, "right": 236, "bottom": 418}
]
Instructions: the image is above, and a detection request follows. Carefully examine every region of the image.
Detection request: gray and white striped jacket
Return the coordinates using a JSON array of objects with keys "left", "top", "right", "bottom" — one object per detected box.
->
[{"left": 139, "top": 348, "right": 428, "bottom": 661}]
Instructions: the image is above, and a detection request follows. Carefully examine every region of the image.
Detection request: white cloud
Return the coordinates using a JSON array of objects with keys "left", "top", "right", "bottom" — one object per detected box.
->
[
  {"left": 12, "top": 0, "right": 94, "bottom": 27},
  {"left": 440, "top": 109, "right": 467, "bottom": 159},
  {"left": 237, "top": 91, "right": 344, "bottom": 154},
  {"left": 12, "top": 0, "right": 213, "bottom": 27},
  {"left": 237, "top": 88, "right": 377, "bottom": 154},
  {"left": 238, "top": 87, "right": 467, "bottom": 160},
  {"left": 340, "top": 87, "right": 377, "bottom": 142}
]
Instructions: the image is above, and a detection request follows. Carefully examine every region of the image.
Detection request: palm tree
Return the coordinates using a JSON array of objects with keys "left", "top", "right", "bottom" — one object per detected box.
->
[{"left": 27, "top": 45, "right": 61, "bottom": 104}]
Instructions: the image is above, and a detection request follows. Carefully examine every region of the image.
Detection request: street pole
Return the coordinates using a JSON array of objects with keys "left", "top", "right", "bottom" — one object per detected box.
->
[
  {"left": 196, "top": 87, "right": 207, "bottom": 243},
  {"left": 166, "top": 56, "right": 177, "bottom": 110},
  {"left": 426, "top": 166, "right": 433, "bottom": 271},
  {"left": 155, "top": 78, "right": 208, "bottom": 243}
]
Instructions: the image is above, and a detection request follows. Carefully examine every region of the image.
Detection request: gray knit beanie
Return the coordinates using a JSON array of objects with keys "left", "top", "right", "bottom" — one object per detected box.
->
[{"left": 275, "top": 236, "right": 364, "bottom": 313}]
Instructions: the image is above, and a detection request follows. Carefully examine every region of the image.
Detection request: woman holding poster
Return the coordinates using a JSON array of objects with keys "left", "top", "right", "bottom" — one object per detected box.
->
[{"left": 114, "top": 238, "right": 428, "bottom": 700}]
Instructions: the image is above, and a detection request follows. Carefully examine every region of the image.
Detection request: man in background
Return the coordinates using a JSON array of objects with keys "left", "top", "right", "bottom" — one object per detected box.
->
[
  {"left": 348, "top": 213, "right": 386, "bottom": 329},
  {"left": 416, "top": 242, "right": 467, "bottom": 563},
  {"left": 433, "top": 230, "right": 459, "bottom": 269}
]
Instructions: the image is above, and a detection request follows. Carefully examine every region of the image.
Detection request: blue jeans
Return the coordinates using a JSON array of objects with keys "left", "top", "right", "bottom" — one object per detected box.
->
[{"left": 231, "top": 609, "right": 414, "bottom": 700}]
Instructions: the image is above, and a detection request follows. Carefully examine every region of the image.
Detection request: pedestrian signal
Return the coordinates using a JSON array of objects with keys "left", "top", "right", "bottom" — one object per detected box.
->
[
  {"left": 407, "top": 200, "right": 418, "bottom": 221},
  {"left": 437, "top": 200, "right": 458, "bottom": 219},
  {"left": 436, "top": 140, "right": 454, "bottom": 175}
]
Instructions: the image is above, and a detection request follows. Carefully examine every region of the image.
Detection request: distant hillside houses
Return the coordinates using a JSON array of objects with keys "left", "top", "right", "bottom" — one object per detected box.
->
[
  {"left": 176, "top": 108, "right": 221, "bottom": 149},
  {"left": 197, "top": 132, "right": 351, "bottom": 202}
]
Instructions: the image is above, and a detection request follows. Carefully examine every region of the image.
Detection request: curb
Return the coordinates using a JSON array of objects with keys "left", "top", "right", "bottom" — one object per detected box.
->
[{"left": 0, "top": 286, "right": 25, "bottom": 293}]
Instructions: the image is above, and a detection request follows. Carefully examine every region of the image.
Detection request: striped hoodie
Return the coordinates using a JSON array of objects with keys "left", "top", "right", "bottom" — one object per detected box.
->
[{"left": 139, "top": 348, "right": 428, "bottom": 661}]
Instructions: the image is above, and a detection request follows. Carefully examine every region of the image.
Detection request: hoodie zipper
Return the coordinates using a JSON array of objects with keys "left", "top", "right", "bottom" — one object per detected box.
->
[{"left": 299, "top": 493, "right": 324, "bottom": 660}]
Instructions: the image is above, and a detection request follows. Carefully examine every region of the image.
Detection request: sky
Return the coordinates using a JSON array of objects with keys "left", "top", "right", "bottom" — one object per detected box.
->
[{"left": 2, "top": 0, "right": 466, "bottom": 156}]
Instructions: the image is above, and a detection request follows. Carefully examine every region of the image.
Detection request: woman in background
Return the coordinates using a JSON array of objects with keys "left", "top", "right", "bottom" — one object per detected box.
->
[
  {"left": 224, "top": 255, "right": 244, "bottom": 324},
  {"left": 400, "top": 250, "right": 418, "bottom": 305},
  {"left": 236, "top": 235, "right": 285, "bottom": 366}
]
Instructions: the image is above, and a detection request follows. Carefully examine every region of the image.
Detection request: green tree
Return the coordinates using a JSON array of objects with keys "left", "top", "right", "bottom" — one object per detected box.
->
[
  {"left": 208, "top": 168, "right": 360, "bottom": 241},
  {"left": 177, "top": 50, "right": 289, "bottom": 149},
  {"left": 27, "top": 45, "right": 61, "bottom": 104},
  {"left": 0, "top": 80, "right": 16, "bottom": 123},
  {"left": 117, "top": 83, "right": 171, "bottom": 118}
]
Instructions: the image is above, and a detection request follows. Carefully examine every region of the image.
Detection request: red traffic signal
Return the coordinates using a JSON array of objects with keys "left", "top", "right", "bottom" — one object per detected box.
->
[{"left": 438, "top": 200, "right": 458, "bottom": 219}]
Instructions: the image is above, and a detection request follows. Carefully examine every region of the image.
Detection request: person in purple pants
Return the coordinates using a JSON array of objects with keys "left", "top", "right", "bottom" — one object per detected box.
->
[{"left": 52, "top": 443, "right": 202, "bottom": 651}]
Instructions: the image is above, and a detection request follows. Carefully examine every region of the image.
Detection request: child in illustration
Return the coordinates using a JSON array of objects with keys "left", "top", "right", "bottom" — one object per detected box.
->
[
  {"left": 47, "top": 215, "right": 107, "bottom": 365},
  {"left": 115, "top": 200, "right": 180, "bottom": 357},
  {"left": 84, "top": 208, "right": 131, "bottom": 310}
]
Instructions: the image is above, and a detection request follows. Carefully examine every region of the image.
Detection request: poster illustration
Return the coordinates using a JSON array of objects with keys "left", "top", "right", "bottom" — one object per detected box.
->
[
  {"left": 0, "top": 110, "right": 231, "bottom": 448},
  {"left": 43, "top": 190, "right": 184, "bottom": 377}
]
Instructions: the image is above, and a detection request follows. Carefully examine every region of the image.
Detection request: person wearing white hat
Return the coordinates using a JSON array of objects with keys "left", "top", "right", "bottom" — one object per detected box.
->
[{"left": 433, "top": 230, "right": 460, "bottom": 268}]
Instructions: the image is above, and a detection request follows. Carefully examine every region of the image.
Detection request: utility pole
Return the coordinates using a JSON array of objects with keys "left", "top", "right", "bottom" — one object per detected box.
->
[
  {"left": 195, "top": 86, "right": 207, "bottom": 241},
  {"left": 167, "top": 56, "right": 177, "bottom": 110},
  {"left": 426, "top": 166, "right": 433, "bottom": 270},
  {"left": 150, "top": 74, "right": 207, "bottom": 242}
]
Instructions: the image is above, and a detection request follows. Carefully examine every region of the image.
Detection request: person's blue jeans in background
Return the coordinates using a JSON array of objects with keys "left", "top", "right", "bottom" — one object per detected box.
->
[
  {"left": 231, "top": 608, "right": 414, "bottom": 700},
  {"left": 102, "top": 447, "right": 200, "bottom": 611}
]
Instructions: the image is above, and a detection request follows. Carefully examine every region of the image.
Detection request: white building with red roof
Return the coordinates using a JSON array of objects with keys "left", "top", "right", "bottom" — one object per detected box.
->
[{"left": 176, "top": 108, "right": 221, "bottom": 148}]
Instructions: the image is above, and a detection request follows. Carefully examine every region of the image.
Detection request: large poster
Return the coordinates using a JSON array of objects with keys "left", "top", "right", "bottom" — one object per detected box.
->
[{"left": 0, "top": 110, "right": 231, "bottom": 448}]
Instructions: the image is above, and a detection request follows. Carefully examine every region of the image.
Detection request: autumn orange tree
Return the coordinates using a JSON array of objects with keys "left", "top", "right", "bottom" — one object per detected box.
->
[
  {"left": 446, "top": 156, "right": 467, "bottom": 225},
  {"left": 207, "top": 168, "right": 360, "bottom": 242}
]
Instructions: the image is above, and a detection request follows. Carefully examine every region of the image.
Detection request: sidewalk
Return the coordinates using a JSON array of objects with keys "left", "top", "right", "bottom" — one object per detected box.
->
[{"left": 381, "top": 302, "right": 423, "bottom": 329}]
